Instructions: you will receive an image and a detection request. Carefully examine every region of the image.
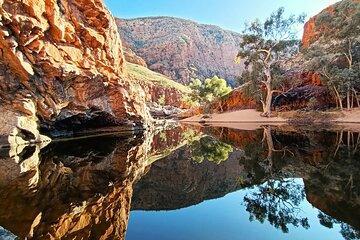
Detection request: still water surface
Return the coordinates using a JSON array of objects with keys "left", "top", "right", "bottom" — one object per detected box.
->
[{"left": 0, "top": 124, "right": 359, "bottom": 240}]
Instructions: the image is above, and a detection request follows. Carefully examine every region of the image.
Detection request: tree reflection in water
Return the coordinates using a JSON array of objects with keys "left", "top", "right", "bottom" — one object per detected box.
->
[
  {"left": 190, "top": 136, "right": 233, "bottom": 164},
  {"left": 318, "top": 212, "right": 360, "bottom": 240},
  {"left": 237, "top": 127, "right": 360, "bottom": 238},
  {"left": 243, "top": 178, "right": 309, "bottom": 233}
]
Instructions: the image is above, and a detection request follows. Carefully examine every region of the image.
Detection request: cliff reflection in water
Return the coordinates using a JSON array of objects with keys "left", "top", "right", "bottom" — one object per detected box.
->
[
  {"left": 0, "top": 124, "right": 359, "bottom": 240},
  {"left": 0, "top": 125, "right": 194, "bottom": 240}
]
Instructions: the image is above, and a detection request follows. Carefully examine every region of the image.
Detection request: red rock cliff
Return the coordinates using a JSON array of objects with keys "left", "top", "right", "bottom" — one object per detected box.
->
[
  {"left": 0, "top": 0, "right": 151, "bottom": 145},
  {"left": 302, "top": 0, "right": 360, "bottom": 48}
]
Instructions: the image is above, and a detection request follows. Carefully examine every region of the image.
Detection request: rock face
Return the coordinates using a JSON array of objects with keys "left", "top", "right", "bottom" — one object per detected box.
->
[
  {"left": 0, "top": 0, "right": 151, "bottom": 145},
  {"left": 301, "top": 5, "right": 334, "bottom": 48},
  {"left": 273, "top": 72, "right": 335, "bottom": 111},
  {"left": 302, "top": 0, "right": 360, "bottom": 48},
  {"left": 117, "top": 17, "right": 244, "bottom": 85}
]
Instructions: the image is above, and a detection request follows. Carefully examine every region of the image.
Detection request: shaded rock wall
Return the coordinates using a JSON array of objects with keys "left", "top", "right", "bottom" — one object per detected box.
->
[{"left": 273, "top": 71, "right": 335, "bottom": 111}]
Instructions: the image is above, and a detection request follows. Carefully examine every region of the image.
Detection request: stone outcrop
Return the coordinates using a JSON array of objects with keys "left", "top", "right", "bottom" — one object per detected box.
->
[
  {"left": 0, "top": 99, "right": 50, "bottom": 146},
  {"left": 0, "top": 0, "right": 151, "bottom": 145},
  {"left": 140, "top": 82, "right": 186, "bottom": 108},
  {"left": 209, "top": 86, "right": 258, "bottom": 112},
  {"left": 273, "top": 72, "right": 335, "bottom": 111},
  {"left": 301, "top": 5, "right": 334, "bottom": 48},
  {"left": 117, "top": 17, "right": 244, "bottom": 85}
]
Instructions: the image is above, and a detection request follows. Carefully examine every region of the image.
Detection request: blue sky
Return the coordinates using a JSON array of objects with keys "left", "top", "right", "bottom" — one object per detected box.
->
[{"left": 105, "top": 0, "right": 339, "bottom": 33}]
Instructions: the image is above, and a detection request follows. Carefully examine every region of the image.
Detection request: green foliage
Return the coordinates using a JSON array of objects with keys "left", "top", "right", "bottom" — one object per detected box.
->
[
  {"left": 329, "top": 64, "right": 359, "bottom": 97},
  {"left": 185, "top": 76, "right": 232, "bottom": 105},
  {"left": 181, "top": 128, "right": 199, "bottom": 143},
  {"left": 159, "top": 131, "right": 167, "bottom": 142},
  {"left": 314, "top": 0, "right": 360, "bottom": 44},
  {"left": 190, "top": 136, "right": 233, "bottom": 164},
  {"left": 179, "top": 35, "right": 190, "bottom": 45}
]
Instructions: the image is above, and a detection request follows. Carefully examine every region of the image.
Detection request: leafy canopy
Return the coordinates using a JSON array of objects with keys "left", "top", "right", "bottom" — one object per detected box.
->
[
  {"left": 185, "top": 76, "right": 232, "bottom": 106},
  {"left": 237, "top": 7, "right": 305, "bottom": 66}
]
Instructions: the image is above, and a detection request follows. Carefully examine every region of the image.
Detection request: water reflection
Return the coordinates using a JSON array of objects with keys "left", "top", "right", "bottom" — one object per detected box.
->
[
  {"left": 0, "top": 124, "right": 358, "bottom": 239},
  {"left": 130, "top": 125, "right": 360, "bottom": 240},
  {"left": 190, "top": 136, "right": 234, "bottom": 164},
  {"left": 0, "top": 125, "right": 194, "bottom": 239},
  {"left": 244, "top": 178, "right": 310, "bottom": 233}
]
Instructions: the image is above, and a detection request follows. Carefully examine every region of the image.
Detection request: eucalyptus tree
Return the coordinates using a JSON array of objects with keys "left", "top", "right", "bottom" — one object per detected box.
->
[{"left": 237, "top": 8, "right": 305, "bottom": 117}]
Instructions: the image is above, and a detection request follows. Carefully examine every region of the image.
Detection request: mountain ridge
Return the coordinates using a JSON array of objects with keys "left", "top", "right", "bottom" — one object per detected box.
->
[{"left": 116, "top": 16, "right": 244, "bottom": 85}]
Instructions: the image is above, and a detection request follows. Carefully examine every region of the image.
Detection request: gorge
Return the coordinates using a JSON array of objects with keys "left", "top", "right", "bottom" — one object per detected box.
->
[{"left": 0, "top": 0, "right": 359, "bottom": 239}]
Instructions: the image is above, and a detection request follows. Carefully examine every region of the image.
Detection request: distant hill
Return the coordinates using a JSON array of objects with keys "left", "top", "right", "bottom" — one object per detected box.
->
[{"left": 116, "top": 17, "right": 244, "bottom": 85}]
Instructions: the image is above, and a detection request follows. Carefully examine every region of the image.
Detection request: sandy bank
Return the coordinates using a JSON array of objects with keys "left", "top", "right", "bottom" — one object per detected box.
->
[
  {"left": 181, "top": 108, "right": 360, "bottom": 131},
  {"left": 181, "top": 109, "right": 286, "bottom": 123}
]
